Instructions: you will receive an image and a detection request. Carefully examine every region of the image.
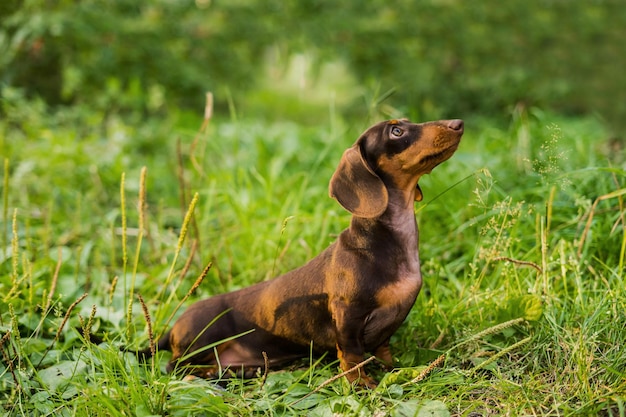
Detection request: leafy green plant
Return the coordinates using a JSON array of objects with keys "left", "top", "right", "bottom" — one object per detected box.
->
[{"left": 1, "top": 101, "right": 625, "bottom": 415}]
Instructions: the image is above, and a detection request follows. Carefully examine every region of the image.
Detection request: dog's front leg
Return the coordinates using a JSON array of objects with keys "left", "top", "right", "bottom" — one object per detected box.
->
[
  {"left": 373, "top": 339, "right": 394, "bottom": 370},
  {"left": 332, "top": 301, "right": 378, "bottom": 389}
]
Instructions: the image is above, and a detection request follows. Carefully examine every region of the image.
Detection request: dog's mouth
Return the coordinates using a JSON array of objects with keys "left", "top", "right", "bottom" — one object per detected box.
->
[
  {"left": 410, "top": 140, "right": 459, "bottom": 201},
  {"left": 428, "top": 121, "right": 463, "bottom": 163},
  {"left": 423, "top": 150, "right": 444, "bottom": 165},
  {"left": 421, "top": 146, "right": 456, "bottom": 168}
]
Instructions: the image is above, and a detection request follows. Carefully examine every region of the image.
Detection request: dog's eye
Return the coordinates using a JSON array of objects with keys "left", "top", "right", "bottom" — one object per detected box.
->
[{"left": 390, "top": 126, "right": 403, "bottom": 138}]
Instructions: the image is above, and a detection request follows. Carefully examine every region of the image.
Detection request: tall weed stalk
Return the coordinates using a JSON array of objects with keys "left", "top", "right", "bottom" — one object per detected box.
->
[
  {"left": 2, "top": 159, "right": 8, "bottom": 259},
  {"left": 126, "top": 167, "right": 147, "bottom": 335}
]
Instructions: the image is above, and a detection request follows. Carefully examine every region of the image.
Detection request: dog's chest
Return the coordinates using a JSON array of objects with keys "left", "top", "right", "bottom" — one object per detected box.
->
[
  {"left": 374, "top": 265, "right": 422, "bottom": 309},
  {"left": 363, "top": 269, "right": 421, "bottom": 347},
  {"left": 371, "top": 207, "right": 422, "bottom": 311}
]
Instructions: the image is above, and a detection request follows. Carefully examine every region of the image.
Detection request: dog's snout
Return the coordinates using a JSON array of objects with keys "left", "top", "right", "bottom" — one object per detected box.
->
[{"left": 446, "top": 119, "right": 464, "bottom": 132}]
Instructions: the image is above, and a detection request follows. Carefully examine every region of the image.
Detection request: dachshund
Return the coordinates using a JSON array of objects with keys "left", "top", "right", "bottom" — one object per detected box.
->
[{"left": 142, "top": 118, "right": 463, "bottom": 388}]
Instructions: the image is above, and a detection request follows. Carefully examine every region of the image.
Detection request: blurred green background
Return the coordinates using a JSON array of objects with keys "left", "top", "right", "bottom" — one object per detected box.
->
[
  {"left": 2, "top": 0, "right": 624, "bottom": 130},
  {"left": 2, "top": 3, "right": 626, "bottom": 414}
]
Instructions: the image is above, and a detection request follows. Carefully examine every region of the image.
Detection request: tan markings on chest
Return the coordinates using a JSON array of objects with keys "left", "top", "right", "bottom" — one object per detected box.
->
[{"left": 375, "top": 273, "right": 422, "bottom": 308}]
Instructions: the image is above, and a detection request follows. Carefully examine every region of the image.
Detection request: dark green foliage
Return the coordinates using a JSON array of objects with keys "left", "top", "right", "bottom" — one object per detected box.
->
[
  {"left": 1, "top": 94, "right": 625, "bottom": 414},
  {"left": 0, "top": 0, "right": 282, "bottom": 112},
  {"left": 2, "top": 1, "right": 625, "bottom": 128},
  {"left": 291, "top": 0, "right": 625, "bottom": 127}
]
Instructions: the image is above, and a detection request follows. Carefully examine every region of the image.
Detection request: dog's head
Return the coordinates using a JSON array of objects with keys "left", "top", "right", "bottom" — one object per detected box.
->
[{"left": 329, "top": 119, "right": 463, "bottom": 218}]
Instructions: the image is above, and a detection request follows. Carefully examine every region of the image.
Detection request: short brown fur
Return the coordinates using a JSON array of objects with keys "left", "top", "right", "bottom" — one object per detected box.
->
[{"left": 142, "top": 118, "right": 464, "bottom": 388}]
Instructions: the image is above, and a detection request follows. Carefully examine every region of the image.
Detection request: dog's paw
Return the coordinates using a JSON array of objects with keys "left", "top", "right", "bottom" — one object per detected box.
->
[
  {"left": 344, "top": 371, "right": 379, "bottom": 389},
  {"left": 357, "top": 375, "right": 379, "bottom": 390}
]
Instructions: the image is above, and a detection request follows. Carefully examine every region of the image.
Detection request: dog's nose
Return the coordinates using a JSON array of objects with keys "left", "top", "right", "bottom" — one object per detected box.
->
[{"left": 446, "top": 119, "right": 464, "bottom": 131}]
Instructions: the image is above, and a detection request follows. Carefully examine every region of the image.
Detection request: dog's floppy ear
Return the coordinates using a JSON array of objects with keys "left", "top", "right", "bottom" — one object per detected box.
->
[{"left": 329, "top": 143, "right": 388, "bottom": 218}]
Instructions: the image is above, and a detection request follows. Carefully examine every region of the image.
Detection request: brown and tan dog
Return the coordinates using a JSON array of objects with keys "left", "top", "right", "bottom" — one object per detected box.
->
[{"left": 147, "top": 118, "right": 463, "bottom": 388}]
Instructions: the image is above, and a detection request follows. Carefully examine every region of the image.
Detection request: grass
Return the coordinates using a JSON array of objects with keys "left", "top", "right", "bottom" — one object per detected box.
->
[{"left": 1, "top": 94, "right": 625, "bottom": 416}]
